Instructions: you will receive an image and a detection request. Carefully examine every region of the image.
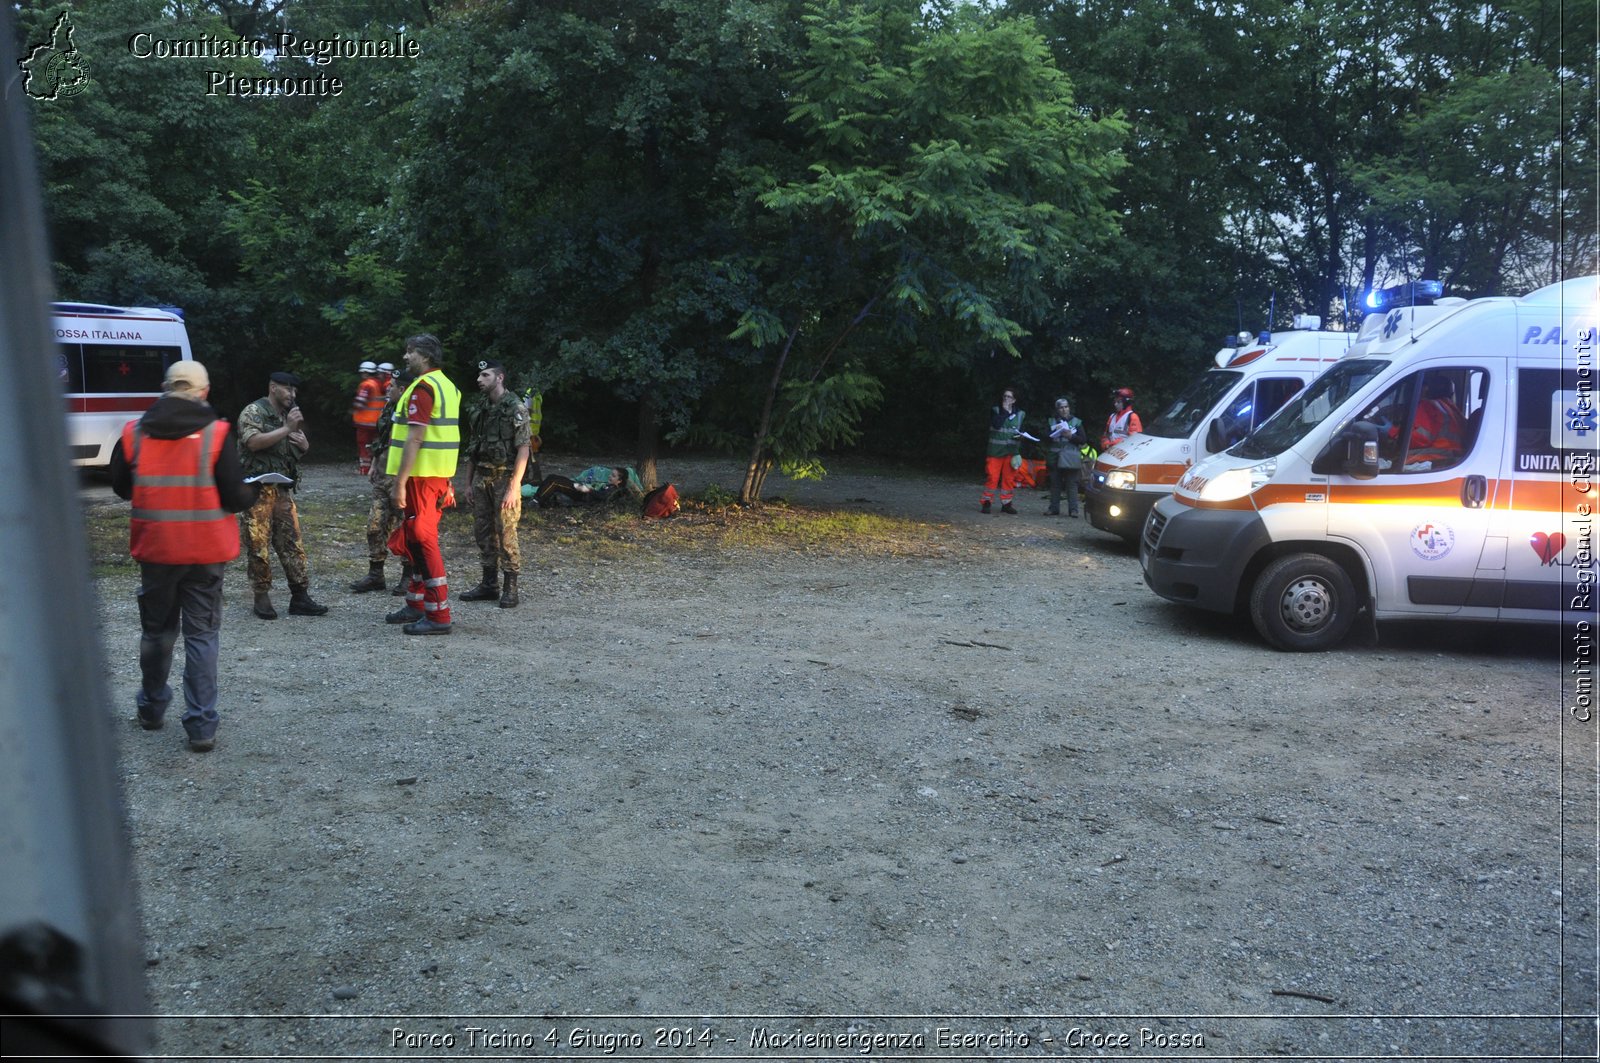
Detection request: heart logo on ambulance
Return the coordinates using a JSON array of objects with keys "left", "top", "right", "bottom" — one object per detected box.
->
[{"left": 1529, "top": 531, "right": 1566, "bottom": 566}]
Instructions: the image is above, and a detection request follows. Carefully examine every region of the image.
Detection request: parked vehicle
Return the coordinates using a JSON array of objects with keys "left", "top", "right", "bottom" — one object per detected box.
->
[
  {"left": 1140, "top": 276, "right": 1598, "bottom": 650},
  {"left": 53, "top": 302, "right": 193, "bottom": 467},
  {"left": 1086, "top": 319, "right": 1352, "bottom": 541}
]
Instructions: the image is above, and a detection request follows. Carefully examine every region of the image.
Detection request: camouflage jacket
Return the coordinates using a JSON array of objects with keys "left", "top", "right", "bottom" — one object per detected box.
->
[
  {"left": 237, "top": 397, "right": 302, "bottom": 482},
  {"left": 367, "top": 395, "right": 402, "bottom": 483},
  {"left": 464, "top": 390, "right": 531, "bottom": 468}
]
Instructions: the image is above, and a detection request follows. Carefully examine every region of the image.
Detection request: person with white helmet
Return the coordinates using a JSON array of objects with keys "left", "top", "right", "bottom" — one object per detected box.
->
[{"left": 351, "top": 359, "right": 387, "bottom": 475}]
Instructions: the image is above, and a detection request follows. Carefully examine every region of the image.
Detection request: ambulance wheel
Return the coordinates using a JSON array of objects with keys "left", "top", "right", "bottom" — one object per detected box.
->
[{"left": 1249, "top": 553, "right": 1357, "bottom": 652}]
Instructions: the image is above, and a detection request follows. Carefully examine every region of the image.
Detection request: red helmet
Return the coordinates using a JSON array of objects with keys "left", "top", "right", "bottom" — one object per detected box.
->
[{"left": 1111, "top": 387, "right": 1134, "bottom": 403}]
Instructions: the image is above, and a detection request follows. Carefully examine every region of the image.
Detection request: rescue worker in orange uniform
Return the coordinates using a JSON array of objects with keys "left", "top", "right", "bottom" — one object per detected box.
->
[
  {"left": 351, "top": 359, "right": 387, "bottom": 475},
  {"left": 109, "top": 361, "right": 259, "bottom": 752},
  {"left": 981, "top": 387, "right": 1026, "bottom": 514},
  {"left": 384, "top": 334, "right": 462, "bottom": 635},
  {"left": 1405, "top": 375, "right": 1466, "bottom": 467},
  {"left": 1101, "top": 386, "right": 1141, "bottom": 451}
]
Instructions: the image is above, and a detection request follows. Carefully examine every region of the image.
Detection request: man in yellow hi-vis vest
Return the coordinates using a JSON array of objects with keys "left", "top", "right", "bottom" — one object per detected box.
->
[{"left": 384, "top": 334, "right": 462, "bottom": 635}]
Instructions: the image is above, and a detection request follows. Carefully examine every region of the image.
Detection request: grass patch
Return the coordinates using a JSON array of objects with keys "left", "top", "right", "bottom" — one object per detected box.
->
[
  {"left": 514, "top": 493, "right": 949, "bottom": 560},
  {"left": 82, "top": 478, "right": 953, "bottom": 585},
  {"left": 82, "top": 504, "right": 137, "bottom": 576}
]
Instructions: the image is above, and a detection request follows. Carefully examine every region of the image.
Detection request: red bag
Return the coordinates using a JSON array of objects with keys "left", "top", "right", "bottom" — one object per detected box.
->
[
  {"left": 642, "top": 483, "right": 680, "bottom": 518},
  {"left": 1014, "top": 458, "right": 1047, "bottom": 489}
]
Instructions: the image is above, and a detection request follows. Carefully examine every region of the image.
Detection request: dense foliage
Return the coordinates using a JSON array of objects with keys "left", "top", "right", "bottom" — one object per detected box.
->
[{"left": 16, "top": 0, "right": 1595, "bottom": 490}]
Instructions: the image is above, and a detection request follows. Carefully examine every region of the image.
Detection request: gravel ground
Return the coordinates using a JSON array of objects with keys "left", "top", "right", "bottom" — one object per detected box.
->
[{"left": 82, "top": 456, "right": 1596, "bottom": 1061}]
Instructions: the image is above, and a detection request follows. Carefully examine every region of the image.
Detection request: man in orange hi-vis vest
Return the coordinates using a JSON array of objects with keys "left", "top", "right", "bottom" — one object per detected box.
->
[
  {"left": 109, "top": 361, "right": 259, "bottom": 752},
  {"left": 351, "top": 359, "right": 387, "bottom": 475}
]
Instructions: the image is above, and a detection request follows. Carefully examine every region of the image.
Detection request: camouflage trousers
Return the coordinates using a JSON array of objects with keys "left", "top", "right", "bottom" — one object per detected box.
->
[
  {"left": 469, "top": 466, "right": 522, "bottom": 574},
  {"left": 239, "top": 483, "right": 310, "bottom": 592},
  {"left": 366, "top": 470, "right": 404, "bottom": 566}
]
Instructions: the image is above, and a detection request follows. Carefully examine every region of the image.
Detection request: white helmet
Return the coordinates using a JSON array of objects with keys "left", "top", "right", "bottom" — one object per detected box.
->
[
  {"left": 376, "top": 362, "right": 395, "bottom": 375},
  {"left": 359, "top": 360, "right": 378, "bottom": 373}
]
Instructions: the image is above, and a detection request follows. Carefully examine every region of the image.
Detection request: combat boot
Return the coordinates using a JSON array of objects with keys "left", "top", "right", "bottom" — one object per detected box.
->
[
  {"left": 499, "top": 572, "right": 519, "bottom": 609},
  {"left": 460, "top": 566, "right": 499, "bottom": 602},
  {"left": 288, "top": 584, "right": 329, "bottom": 616},
  {"left": 253, "top": 591, "right": 278, "bottom": 620},
  {"left": 349, "top": 562, "right": 386, "bottom": 593},
  {"left": 392, "top": 562, "right": 412, "bottom": 596}
]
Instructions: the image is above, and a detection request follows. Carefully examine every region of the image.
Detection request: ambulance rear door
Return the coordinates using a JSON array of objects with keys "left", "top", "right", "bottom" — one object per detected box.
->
[{"left": 1325, "top": 358, "right": 1506, "bottom": 618}]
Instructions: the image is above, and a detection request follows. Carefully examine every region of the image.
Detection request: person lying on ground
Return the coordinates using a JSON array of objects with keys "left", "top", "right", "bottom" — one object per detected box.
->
[{"left": 528, "top": 465, "right": 642, "bottom": 507}]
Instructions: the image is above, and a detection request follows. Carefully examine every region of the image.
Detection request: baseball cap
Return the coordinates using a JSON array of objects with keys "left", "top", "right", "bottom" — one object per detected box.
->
[
  {"left": 269, "top": 371, "right": 302, "bottom": 388},
  {"left": 164, "top": 361, "right": 210, "bottom": 392}
]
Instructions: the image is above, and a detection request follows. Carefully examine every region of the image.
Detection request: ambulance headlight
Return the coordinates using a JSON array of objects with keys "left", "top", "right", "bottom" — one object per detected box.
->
[
  {"left": 1198, "top": 459, "right": 1277, "bottom": 502},
  {"left": 1105, "top": 469, "right": 1137, "bottom": 491}
]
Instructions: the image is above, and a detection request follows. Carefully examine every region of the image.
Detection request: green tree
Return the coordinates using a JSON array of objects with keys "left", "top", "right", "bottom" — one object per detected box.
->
[
  {"left": 729, "top": 0, "right": 1125, "bottom": 502},
  {"left": 1011, "top": 0, "right": 1301, "bottom": 419},
  {"left": 389, "top": 0, "right": 803, "bottom": 488},
  {"left": 215, "top": 0, "right": 433, "bottom": 418},
  {"left": 21, "top": 0, "right": 266, "bottom": 381},
  {"left": 1347, "top": 0, "right": 1595, "bottom": 296}
]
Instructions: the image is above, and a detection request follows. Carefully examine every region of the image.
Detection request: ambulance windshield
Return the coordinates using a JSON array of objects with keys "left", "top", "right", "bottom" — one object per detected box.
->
[
  {"left": 1145, "top": 370, "right": 1243, "bottom": 438},
  {"left": 1233, "top": 359, "right": 1387, "bottom": 459}
]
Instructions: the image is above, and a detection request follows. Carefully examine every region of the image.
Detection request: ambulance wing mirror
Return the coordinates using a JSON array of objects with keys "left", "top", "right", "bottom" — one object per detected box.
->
[{"left": 1312, "top": 421, "right": 1380, "bottom": 479}]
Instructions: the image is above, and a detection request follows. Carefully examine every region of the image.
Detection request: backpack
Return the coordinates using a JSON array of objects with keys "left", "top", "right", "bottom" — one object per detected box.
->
[{"left": 642, "top": 483, "right": 680, "bottom": 518}]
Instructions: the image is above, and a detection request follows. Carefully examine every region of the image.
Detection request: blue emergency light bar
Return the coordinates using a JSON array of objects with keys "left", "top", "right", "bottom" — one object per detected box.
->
[{"left": 1363, "top": 279, "right": 1443, "bottom": 312}]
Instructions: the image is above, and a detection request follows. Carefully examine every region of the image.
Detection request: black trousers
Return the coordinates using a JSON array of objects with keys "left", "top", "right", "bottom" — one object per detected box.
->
[{"left": 1047, "top": 465, "right": 1082, "bottom": 514}]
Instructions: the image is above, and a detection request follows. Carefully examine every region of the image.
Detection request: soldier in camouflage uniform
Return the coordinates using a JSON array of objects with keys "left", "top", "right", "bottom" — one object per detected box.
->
[
  {"left": 459, "top": 359, "right": 530, "bottom": 608},
  {"left": 237, "top": 371, "right": 329, "bottom": 620},
  {"left": 348, "top": 369, "right": 408, "bottom": 594}
]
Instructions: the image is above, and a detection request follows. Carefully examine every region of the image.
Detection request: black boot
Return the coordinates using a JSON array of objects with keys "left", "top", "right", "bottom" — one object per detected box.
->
[
  {"left": 253, "top": 591, "right": 278, "bottom": 620},
  {"left": 499, "top": 572, "right": 519, "bottom": 609},
  {"left": 391, "top": 562, "right": 412, "bottom": 596},
  {"left": 349, "top": 562, "right": 386, "bottom": 593},
  {"left": 461, "top": 566, "right": 499, "bottom": 602},
  {"left": 288, "top": 584, "right": 329, "bottom": 616}
]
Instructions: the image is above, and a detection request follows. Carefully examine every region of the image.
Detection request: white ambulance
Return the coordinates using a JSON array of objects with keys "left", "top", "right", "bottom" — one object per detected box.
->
[
  {"left": 53, "top": 302, "right": 195, "bottom": 467},
  {"left": 1085, "top": 321, "right": 1354, "bottom": 540},
  {"left": 1140, "top": 276, "right": 1598, "bottom": 650}
]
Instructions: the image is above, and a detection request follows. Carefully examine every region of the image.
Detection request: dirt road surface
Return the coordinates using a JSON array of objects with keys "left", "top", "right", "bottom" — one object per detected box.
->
[{"left": 83, "top": 456, "right": 1595, "bottom": 1061}]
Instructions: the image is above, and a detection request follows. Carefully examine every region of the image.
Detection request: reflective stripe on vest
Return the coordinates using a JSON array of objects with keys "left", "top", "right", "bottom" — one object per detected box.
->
[
  {"left": 387, "top": 370, "right": 462, "bottom": 478},
  {"left": 988, "top": 409, "right": 1025, "bottom": 455},
  {"left": 353, "top": 379, "right": 386, "bottom": 427},
  {"left": 1407, "top": 399, "right": 1465, "bottom": 464},
  {"left": 123, "top": 418, "right": 240, "bottom": 565}
]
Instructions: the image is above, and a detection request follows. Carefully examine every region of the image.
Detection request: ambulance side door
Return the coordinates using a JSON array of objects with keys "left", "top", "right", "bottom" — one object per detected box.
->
[
  {"left": 1498, "top": 366, "right": 1591, "bottom": 619},
  {"left": 1325, "top": 361, "right": 1502, "bottom": 616}
]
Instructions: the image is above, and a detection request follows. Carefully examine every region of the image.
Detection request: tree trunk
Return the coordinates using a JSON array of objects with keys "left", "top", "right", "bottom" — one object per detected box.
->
[
  {"left": 740, "top": 325, "right": 799, "bottom": 506},
  {"left": 635, "top": 395, "right": 659, "bottom": 491},
  {"left": 747, "top": 456, "right": 774, "bottom": 503}
]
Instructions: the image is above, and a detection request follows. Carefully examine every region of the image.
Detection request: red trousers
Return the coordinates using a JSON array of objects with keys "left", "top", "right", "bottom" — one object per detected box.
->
[
  {"left": 981, "top": 456, "right": 1017, "bottom": 505},
  {"left": 391, "top": 477, "right": 452, "bottom": 624},
  {"left": 354, "top": 426, "right": 377, "bottom": 474}
]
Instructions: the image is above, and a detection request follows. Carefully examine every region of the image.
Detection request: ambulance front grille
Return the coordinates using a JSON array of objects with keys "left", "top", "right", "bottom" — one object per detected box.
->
[{"left": 1142, "top": 508, "right": 1167, "bottom": 553}]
